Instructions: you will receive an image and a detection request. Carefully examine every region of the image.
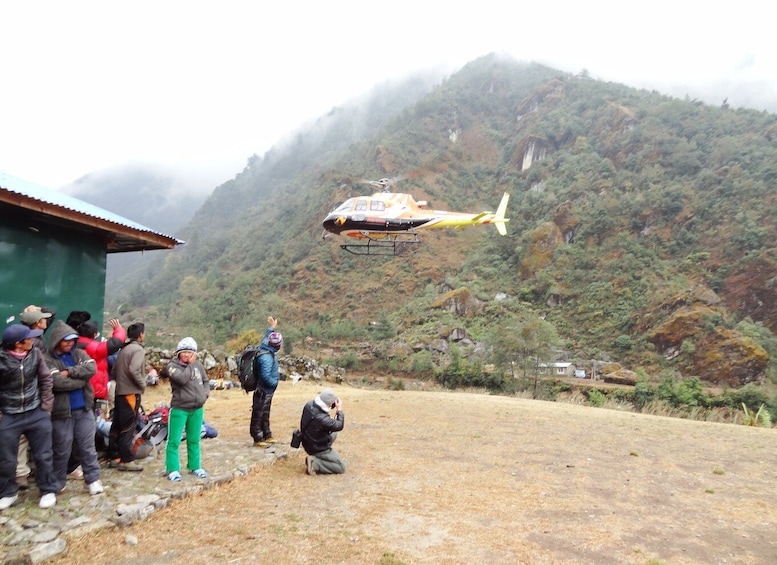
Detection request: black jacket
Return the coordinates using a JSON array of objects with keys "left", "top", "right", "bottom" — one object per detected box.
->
[
  {"left": 300, "top": 399, "right": 345, "bottom": 455},
  {"left": 0, "top": 347, "right": 54, "bottom": 415}
]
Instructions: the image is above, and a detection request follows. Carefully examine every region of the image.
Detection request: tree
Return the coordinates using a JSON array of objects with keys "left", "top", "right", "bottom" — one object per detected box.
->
[
  {"left": 373, "top": 311, "right": 396, "bottom": 340},
  {"left": 491, "top": 313, "right": 560, "bottom": 397}
]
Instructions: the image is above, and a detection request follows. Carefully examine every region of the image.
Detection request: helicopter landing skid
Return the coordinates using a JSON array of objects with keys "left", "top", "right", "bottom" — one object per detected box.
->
[{"left": 340, "top": 234, "right": 419, "bottom": 256}]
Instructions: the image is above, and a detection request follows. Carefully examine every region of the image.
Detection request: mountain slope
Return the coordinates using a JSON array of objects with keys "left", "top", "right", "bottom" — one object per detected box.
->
[{"left": 116, "top": 54, "right": 777, "bottom": 387}]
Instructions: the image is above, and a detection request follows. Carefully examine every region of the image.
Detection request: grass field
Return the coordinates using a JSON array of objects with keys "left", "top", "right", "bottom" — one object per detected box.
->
[{"left": 51, "top": 379, "right": 777, "bottom": 564}]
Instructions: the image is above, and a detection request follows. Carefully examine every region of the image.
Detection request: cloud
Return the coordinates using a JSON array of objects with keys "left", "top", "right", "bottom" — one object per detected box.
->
[{"left": 1, "top": 1, "right": 775, "bottom": 189}]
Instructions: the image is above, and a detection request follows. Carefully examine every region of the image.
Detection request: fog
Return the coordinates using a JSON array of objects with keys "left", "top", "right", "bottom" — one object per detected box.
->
[{"left": 2, "top": 1, "right": 774, "bottom": 190}]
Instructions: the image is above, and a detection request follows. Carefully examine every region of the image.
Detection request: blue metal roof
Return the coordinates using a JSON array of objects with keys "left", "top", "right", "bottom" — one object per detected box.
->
[{"left": 0, "top": 169, "right": 183, "bottom": 246}]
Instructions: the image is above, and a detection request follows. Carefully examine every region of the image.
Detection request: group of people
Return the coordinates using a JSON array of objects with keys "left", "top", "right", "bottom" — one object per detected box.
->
[
  {"left": 0, "top": 308, "right": 346, "bottom": 512},
  {"left": 249, "top": 316, "right": 346, "bottom": 476},
  {"left": 0, "top": 306, "right": 155, "bottom": 510}
]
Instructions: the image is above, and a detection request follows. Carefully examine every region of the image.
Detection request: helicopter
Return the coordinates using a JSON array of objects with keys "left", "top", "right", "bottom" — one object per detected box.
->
[{"left": 322, "top": 178, "right": 509, "bottom": 256}]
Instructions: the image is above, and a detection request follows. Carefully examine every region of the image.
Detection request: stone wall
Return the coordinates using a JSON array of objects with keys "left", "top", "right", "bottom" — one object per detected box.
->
[{"left": 144, "top": 347, "right": 345, "bottom": 385}]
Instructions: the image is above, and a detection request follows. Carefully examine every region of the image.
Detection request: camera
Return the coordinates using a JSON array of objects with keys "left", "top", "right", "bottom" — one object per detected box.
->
[{"left": 290, "top": 429, "right": 302, "bottom": 448}]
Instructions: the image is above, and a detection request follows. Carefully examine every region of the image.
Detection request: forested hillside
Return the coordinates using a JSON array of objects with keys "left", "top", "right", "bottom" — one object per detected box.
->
[{"left": 113, "top": 54, "right": 777, "bottom": 396}]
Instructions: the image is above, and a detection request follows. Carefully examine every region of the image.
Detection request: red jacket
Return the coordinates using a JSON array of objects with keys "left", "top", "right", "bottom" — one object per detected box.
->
[{"left": 77, "top": 325, "right": 127, "bottom": 400}]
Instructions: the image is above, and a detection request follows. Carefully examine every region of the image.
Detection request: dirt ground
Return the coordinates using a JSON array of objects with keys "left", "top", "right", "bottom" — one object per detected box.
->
[{"left": 50, "top": 379, "right": 777, "bottom": 565}]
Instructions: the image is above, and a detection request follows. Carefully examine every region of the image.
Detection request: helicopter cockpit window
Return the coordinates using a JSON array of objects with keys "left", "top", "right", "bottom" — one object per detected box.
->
[
  {"left": 334, "top": 201, "right": 352, "bottom": 213},
  {"left": 355, "top": 199, "right": 368, "bottom": 211},
  {"left": 369, "top": 201, "right": 385, "bottom": 212}
]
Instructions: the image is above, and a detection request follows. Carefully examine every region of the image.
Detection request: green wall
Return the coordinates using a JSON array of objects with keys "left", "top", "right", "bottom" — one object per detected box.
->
[{"left": 1, "top": 213, "right": 107, "bottom": 345}]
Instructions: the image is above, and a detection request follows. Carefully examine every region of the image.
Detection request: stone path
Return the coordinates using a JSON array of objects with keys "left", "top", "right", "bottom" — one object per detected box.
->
[{"left": 0, "top": 436, "right": 288, "bottom": 564}]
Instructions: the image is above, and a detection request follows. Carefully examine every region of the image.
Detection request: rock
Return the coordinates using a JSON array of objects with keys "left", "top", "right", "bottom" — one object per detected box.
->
[
  {"left": 28, "top": 538, "right": 66, "bottom": 564},
  {"left": 114, "top": 502, "right": 156, "bottom": 525},
  {"left": 61, "top": 519, "right": 115, "bottom": 539},
  {"left": 603, "top": 369, "right": 638, "bottom": 386},
  {"left": 29, "top": 528, "right": 60, "bottom": 543},
  {"left": 520, "top": 221, "right": 564, "bottom": 278},
  {"left": 202, "top": 353, "right": 218, "bottom": 370},
  {"left": 693, "top": 328, "right": 769, "bottom": 387},
  {"left": 431, "top": 287, "right": 484, "bottom": 317},
  {"left": 647, "top": 306, "right": 717, "bottom": 351},
  {"left": 448, "top": 328, "right": 468, "bottom": 342}
]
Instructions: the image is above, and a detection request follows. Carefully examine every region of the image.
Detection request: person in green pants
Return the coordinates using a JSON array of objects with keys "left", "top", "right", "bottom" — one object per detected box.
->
[{"left": 161, "top": 337, "right": 210, "bottom": 481}]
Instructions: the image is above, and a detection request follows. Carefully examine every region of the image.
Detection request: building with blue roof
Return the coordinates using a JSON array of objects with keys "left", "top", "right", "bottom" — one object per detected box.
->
[{"left": 0, "top": 170, "right": 183, "bottom": 332}]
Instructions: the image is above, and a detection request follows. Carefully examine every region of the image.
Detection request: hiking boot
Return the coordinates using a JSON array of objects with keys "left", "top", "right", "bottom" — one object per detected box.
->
[
  {"left": 88, "top": 480, "right": 104, "bottom": 495},
  {"left": 16, "top": 475, "right": 29, "bottom": 490},
  {"left": 264, "top": 437, "right": 278, "bottom": 444},
  {"left": 0, "top": 495, "right": 18, "bottom": 510},
  {"left": 108, "top": 458, "right": 121, "bottom": 469},
  {"left": 254, "top": 441, "right": 271, "bottom": 448},
  {"left": 117, "top": 461, "right": 144, "bottom": 472},
  {"left": 305, "top": 456, "right": 316, "bottom": 475},
  {"left": 39, "top": 492, "right": 57, "bottom": 509}
]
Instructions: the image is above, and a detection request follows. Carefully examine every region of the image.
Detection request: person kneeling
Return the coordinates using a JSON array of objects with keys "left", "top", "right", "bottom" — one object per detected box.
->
[{"left": 299, "top": 389, "right": 345, "bottom": 475}]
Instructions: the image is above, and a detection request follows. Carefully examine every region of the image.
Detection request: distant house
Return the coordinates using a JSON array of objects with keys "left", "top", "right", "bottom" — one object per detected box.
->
[
  {"left": 537, "top": 362, "right": 576, "bottom": 378},
  {"left": 0, "top": 170, "right": 182, "bottom": 332}
]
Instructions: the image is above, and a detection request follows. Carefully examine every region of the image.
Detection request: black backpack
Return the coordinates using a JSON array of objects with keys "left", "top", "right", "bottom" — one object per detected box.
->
[{"left": 236, "top": 345, "right": 267, "bottom": 392}]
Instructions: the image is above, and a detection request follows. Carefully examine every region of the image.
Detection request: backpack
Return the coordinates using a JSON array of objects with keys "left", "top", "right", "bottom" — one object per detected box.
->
[
  {"left": 236, "top": 345, "right": 268, "bottom": 392},
  {"left": 133, "top": 404, "right": 169, "bottom": 454}
]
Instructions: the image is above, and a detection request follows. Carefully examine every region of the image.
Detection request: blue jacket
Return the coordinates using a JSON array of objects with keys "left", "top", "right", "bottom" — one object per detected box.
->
[{"left": 256, "top": 327, "right": 279, "bottom": 394}]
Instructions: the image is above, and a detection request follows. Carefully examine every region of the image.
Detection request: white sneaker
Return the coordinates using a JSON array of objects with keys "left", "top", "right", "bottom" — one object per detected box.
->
[
  {"left": 89, "top": 479, "right": 104, "bottom": 496},
  {"left": 88, "top": 480, "right": 104, "bottom": 495},
  {"left": 0, "top": 495, "right": 18, "bottom": 510},
  {"left": 39, "top": 492, "right": 57, "bottom": 509}
]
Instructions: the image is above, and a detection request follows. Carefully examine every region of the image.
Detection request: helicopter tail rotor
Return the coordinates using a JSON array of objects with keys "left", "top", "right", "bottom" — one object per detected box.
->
[{"left": 493, "top": 192, "right": 510, "bottom": 236}]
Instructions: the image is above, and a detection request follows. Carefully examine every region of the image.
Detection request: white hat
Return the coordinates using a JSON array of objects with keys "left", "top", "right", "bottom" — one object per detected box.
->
[{"left": 175, "top": 337, "right": 198, "bottom": 354}]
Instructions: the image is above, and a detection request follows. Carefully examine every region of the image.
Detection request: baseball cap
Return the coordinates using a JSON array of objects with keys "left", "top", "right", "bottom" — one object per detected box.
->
[
  {"left": 19, "top": 310, "right": 52, "bottom": 326},
  {"left": 2, "top": 324, "right": 44, "bottom": 345}
]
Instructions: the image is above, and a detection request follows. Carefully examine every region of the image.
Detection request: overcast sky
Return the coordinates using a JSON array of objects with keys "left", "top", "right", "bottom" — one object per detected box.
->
[{"left": 2, "top": 1, "right": 774, "bottom": 190}]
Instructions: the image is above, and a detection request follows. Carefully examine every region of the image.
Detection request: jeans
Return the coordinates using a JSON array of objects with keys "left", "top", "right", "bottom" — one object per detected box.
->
[
  {"left": 0, "top": 408, "right": 57, "bottom": 497},
  {"left": 52, "top": 408, "right": 101, "bottom": 490},
  {"left": 250, "top": 390, "right": 274, "bottom": 441}
]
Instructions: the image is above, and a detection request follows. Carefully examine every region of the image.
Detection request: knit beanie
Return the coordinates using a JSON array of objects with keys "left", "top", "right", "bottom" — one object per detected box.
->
[
  {"left": 319, "top": 389, "right": 336, "bottom": 406},
  {"left": 175, "top": 337, "right": 198, "bottom": 354}
]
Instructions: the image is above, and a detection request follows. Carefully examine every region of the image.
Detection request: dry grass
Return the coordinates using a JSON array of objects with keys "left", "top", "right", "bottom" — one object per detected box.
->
[{"left": 51, "top": 379, "right": 777, "bottom": 565}]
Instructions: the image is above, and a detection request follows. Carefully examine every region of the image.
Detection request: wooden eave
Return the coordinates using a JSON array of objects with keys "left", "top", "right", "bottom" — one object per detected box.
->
[{"left": 0, "top": 187, "right": 183, "bottom": 253}]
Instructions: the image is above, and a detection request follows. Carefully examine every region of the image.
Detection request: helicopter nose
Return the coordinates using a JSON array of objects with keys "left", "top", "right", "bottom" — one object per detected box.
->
[{"left": 322, "top": 215, "right": 340, "bottom": 234}]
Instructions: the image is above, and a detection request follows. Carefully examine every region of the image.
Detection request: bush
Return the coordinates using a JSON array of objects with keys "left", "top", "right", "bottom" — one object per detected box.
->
[
  {"left": 410, "top": 351, "right": 435, "bottom": 376},
  {"left": 658, "top": 375, "right": 708, "bottom": 408},
  {"left": 614, "top": 334, "right": 634, "bottom": 351},
  {"left": 587, "top": 389, "right": 607, "bottom": 407},
  {"left": 633, "top": 377, "right": 655, "bottom": 411},
  {"left": 334, "top": 351, "right": 360, "bottom": 369},
  {"left": 386, "top": 377, "right": 405, "bottom": 391}
]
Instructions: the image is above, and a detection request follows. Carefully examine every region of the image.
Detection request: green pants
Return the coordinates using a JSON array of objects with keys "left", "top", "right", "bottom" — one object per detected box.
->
[{"left": 165, "top": 406, "right": 204, "bottom": 473}]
